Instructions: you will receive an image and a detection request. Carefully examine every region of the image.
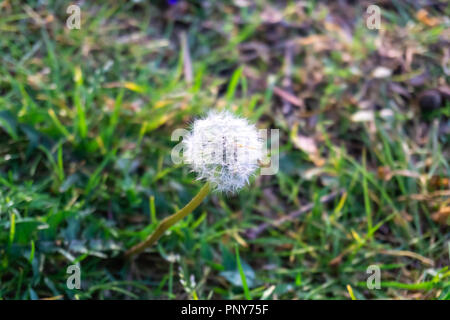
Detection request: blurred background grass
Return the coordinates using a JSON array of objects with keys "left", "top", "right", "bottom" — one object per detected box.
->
[{"left": 0, "top": 0, "right": 449, "bottom": 300}]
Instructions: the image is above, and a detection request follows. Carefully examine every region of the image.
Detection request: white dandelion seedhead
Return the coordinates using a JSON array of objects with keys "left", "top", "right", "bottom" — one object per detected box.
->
[{"left": 183, "top": 111, "right": 264, "bottom": 193}]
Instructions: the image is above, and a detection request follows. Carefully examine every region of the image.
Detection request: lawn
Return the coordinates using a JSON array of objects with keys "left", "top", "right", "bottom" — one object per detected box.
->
[{"left": 0, "top": 0, "right": 449, "bottom": 300}]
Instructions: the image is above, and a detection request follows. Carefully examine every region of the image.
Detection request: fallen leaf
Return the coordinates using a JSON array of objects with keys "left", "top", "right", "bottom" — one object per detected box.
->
[
  {"left": 416, "top": 9, "right": 439, "bottom": 27},
  {"left": 292, "top": 134, "right": 317, "bottom": 154},
  {"left": 351, "top": 110, "right": 375, "bottom": 122},
  {"left": 431, "top": 207, "right": 450, "bottom": 225},
  {"left": 371, "top": 66, "right": 392, "bottom": 79}
]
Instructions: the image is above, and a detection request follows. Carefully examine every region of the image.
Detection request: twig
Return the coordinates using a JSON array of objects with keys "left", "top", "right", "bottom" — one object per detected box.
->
[
  {"left": 246, "top": 189, "right": 345, "bottom": 239},
  {"left": 179, "top": 32, "right": 193, "bottom": 85},
  {"left": 281, "top": 41, "right": 294, "bottom": 114}
]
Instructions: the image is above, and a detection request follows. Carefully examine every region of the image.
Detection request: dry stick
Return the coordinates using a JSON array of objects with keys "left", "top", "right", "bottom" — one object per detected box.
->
[
  {"left": 246, "top": 189, "right": 345, "bottom": 239},
  {"left": 179, "top": 31, "right": 193, "bottom": 85},
  {"left": 125, "top": 182, "right": 211, "bottom": 258}
]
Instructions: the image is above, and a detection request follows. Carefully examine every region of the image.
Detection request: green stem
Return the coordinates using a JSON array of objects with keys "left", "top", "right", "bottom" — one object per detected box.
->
[{"left": 125, "top": 182, "right": 211, "bottom": 258}]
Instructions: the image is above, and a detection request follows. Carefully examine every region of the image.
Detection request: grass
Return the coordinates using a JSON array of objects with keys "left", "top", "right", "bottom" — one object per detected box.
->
[{"left": 0, "top": 0, "right": 449, "bottom": 300}]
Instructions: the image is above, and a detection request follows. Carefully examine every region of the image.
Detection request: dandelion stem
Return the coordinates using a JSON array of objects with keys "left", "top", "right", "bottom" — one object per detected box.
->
[{"left": 125, "top": 182, "right": 211, "bottom": 258}]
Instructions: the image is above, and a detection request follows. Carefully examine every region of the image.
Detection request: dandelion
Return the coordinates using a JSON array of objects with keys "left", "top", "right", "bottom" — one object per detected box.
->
[
  {"left": 184, "top": 111, "right": 263, "bottom": 193},
  {"left": 125, "top": 111, "right": 263, "bottom": 257}
]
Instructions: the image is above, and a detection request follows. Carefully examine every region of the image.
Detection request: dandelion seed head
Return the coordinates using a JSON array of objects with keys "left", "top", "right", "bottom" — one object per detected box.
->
[{"left": 183, "top": 111, "right": 263, "bottom": 193}]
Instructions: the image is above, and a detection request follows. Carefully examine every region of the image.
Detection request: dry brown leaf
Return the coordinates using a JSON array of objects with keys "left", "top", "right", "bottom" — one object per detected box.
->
[
  {"left": 294, "top": 35, "right": 333, "bottom": 52},
  {"left": 431, "top": 207, "right": 450, "bottom": 226},
  {"left": 416, "top": 9, "right": 439, "bottom": 27},
  {"left": 429, "top": 176, "right": 450, "bottom": 189},
  {"left": 292, "top": 134, "right": 317, "bottom": 154},
  {"left": 291, "top": 134, "right": 325, "bottom": 166}
]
